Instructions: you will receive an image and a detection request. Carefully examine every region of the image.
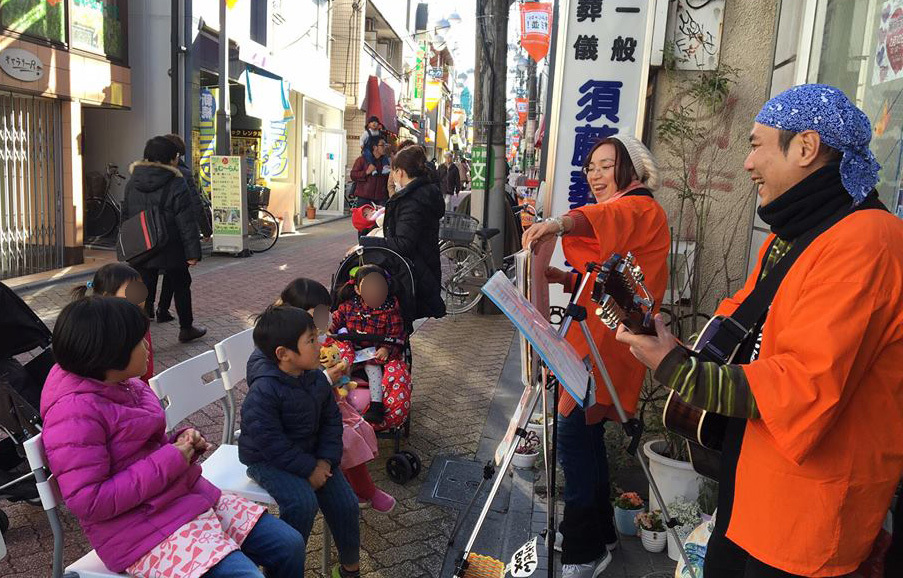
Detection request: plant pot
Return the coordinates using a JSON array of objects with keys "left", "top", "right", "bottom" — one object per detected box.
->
[
  {"left": 667, "top": 527, "right": 691, "bottom": 561},
  {"left": 640, "top": 528, "right": 667, "bottom": 553},
  {"left": 643, "top": 440, "right": 703, "bottom": 511},
  {"left": 306, "top": 205, "right": 317, "bottom": 220},
  {"left": 613, "top": 506, "right": 642, "bottom": 536},
  {"left": 512, "top": 451, "right": 539, "bottom": 469},
  {"left": 525, "top": 422, "right": 544, "bottom": 439}
]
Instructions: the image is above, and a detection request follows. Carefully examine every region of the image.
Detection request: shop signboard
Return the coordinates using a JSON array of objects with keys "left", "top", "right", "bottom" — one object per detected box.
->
[
  {"left": 0, "top": 48, "right": 44, "bottom": 82},
  {"left": 543, "top": 0, "right": 654, "bottom": 308},
  {"left": 211, "top": 156, "right": 247, "bottom": 254},
  {"left": 471, "top": 145, "right": 488, "bottom": 191},
  {"left": 199, "top": 88, "right": 217, "bottom": 198}
]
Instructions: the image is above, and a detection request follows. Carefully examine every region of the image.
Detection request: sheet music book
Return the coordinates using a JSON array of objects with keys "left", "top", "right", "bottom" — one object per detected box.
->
[{"left": 481, "top": 271, "right": 589, "bottom": 406}]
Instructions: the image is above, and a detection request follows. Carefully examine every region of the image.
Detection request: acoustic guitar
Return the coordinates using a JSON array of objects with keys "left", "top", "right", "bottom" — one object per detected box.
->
[{"left": 590, "top": 252, "right": 729, "bottom": 481}]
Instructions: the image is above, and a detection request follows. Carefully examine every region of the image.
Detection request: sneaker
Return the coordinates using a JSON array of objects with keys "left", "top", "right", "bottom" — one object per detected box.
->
[
  {"left": 156, "top": 308, "right": 175, "bottom": 323},
  {"left": 178, "top": 326, "right": 207, "bottom": 342},
  {"left": 370, "top": 488, "right": 396, "bottom": 514},
  {"left": 561, "top": 550, "right": 612, "bottom": 578},
  {"left": 554, "top": 531, "right": 617, "bottom": 553},
  {"left": 362, "top": 401, "right": 385, "bottom": 423}
]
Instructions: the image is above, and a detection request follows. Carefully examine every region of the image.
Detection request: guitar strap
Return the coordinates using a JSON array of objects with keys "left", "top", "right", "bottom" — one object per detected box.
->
[{"left": 698, "top": 195, "right": 887, "bottom": 365}]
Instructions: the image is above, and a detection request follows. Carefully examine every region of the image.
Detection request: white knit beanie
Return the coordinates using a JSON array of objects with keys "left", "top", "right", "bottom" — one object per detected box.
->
[{"left": 610, "top": 134, "right": 660, "bottom": 191}]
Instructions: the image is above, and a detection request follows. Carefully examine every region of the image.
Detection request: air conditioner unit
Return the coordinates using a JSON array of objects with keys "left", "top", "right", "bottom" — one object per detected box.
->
[{"left": 662, "top": 240, "right": 696, "bottom": 306}]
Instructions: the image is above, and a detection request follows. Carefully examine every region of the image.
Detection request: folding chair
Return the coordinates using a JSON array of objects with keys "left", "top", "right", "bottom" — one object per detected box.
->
[
  {"left": 24, "top": 433, "right": 124, "bottom": 578},
  {"left": 213, "top": 328, "right": 254, "bottom": 443}
]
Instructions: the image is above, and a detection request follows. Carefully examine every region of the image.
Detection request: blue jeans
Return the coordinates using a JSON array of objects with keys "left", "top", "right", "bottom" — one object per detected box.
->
[
  {"left": 203, "top": 512, "right": 305, "bottom": 577},
  {"left": 248, "top": 463, "right": 361, "bottom": 566},
  {"left": 557, "top": 408, "right": 617, "bottom": 564}
]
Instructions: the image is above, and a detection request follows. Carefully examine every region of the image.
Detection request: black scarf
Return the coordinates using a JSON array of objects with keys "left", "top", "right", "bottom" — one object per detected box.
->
[{"left": 756, "top": 164, "right": 855, "bottom": 240}]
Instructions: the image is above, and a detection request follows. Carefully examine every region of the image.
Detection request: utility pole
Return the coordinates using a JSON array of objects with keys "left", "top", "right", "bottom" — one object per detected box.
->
[
  {"left": 215, "top": 0, "right": 231, "bottom": 155},
  {"left": 472, "top": 0, "right": 510, "bottom": 270},
  {"left": 524, "top": 56, "right": 538, "bottom": 169}
]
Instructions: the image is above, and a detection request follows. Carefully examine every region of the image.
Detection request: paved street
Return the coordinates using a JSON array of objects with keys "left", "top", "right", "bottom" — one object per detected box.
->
[{"left": 1, "top": 219, "right": 516, "bottom": 577}]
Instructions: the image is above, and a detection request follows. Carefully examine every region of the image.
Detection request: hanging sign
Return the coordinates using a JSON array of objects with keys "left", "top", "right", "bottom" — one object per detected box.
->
[
  {"left": 507, "top": 536, "right": 540, "bottom": 577},
  {"left": 199, "top": 88, "right": 218, "bottom": 198},
  {"left": 521, "top": 2, "right": 553, "bottom": 63},
  {"left": 516, "top": 98, "right": 529, "bottom": 125},
  {"left": 544, "top": 0, "right": 654, "bottom": 306},
  {"left": 0, "top": 48, "right": 44, "bottom": 82}
]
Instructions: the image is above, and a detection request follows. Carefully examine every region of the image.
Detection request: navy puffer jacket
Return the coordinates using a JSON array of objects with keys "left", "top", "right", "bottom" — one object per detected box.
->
[{"left": 238, "top": 349, "right": 342, "bottom": 477}]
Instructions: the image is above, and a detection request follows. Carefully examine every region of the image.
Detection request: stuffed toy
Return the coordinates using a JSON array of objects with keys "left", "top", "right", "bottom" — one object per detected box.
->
[{"left": 319, "top": 343, "right": 355, "bottom": 397}]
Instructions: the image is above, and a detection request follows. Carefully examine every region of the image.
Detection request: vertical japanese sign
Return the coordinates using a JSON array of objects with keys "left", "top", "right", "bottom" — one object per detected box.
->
[
  {"left": 471, "top": 145, "right": 488, "bottom": 192},
  {"left": 516, "top": 98, "right": 529, "bottom": 126},
  {"left": 211, "top": 156, "right": 246, "bottom": 254},
  {"left": 414, "top": 42, "right": 426, "bottom": 101},
  {"left": 546, "top": 0, "right": 654, "bottom": 215},
  {"left": 199, "top": 88, "right": 217, "bottom": 198},
  {"left": 521, "top": 2, "right": 554, "bottom": 62},
  {"left": 544, "top": 0, "right": 654, "bottom": 304}
]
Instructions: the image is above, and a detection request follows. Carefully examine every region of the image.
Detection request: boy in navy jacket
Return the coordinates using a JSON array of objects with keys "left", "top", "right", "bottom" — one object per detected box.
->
[{"left": 239, "top": 305, "right": 361, "bottom": 578}]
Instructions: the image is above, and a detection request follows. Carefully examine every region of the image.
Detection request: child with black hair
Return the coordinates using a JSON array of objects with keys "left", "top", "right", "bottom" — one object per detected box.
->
[
  {"left": 239, "top": 305, "right": 362, "bottom": 578},
  {"left": 331, "top": 265, "right": 411, "bottom": 427},
  {"left": 279, "top": 278, "right": 396, "bottom": 514},
  {"left": 40, "top": 296, "right": 305, "bottom": 577},
  {"left": 72, "top": 263, "right": 155, "bottom": 383}
]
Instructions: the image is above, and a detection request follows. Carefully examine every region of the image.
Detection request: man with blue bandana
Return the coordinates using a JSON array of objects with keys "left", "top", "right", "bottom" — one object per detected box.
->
[{"left": 617, "top": 84, "right": 903, "bottom": 576}]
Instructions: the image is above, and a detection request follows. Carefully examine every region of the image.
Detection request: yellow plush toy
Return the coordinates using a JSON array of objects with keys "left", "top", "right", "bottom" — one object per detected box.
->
[{"left": 319, "top": 343, "right": 354, "bottom": 397}]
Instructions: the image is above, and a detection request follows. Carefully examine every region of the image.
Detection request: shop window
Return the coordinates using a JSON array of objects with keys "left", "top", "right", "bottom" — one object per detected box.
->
[
  {"left": 250, "top": 0, "right": 266, "bottom": 45},
  {"left": 70, "top": 0, "right": 128, "bottom": 63},
  {"left": 0, "top": 0, "right": 67, "bottom": 44}
]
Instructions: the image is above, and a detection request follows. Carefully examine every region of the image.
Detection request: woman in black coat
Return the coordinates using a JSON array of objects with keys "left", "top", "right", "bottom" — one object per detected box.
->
[
  {"left": 121, "top": 136, "right": 206, "bottom": 342},
  {"left": 360, "top": 145, "right": 446, "bottom": 321}
]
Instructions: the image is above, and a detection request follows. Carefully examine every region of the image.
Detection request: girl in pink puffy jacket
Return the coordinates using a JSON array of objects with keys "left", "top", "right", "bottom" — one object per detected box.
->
[{"left": 40, "top": 296, "right": 305, "bottom": 577}]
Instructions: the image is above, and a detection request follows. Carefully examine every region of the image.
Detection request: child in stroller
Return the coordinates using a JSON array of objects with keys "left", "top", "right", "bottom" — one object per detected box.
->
[
  {"left": 331, "top": 264, "right": 410, "bottom": 426},
  {"left": 331, "top": 247, "right": 421, "bottom": 484}
]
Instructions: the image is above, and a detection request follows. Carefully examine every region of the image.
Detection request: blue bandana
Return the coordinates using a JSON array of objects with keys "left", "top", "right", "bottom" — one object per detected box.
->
[{"left": 755, "top": 84, "right": 880, "bottom": 205}]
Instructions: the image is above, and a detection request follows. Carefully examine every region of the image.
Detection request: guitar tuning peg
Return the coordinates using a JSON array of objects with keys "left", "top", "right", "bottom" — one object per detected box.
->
[
  {"left": 595, "top": 295, "right": 620, "bottom": 330},
  {"left": 624, "top": 252, "right": 636, "bottom": 265},
  {"left": 631, "top": 265, "right": 644, "bottom": 282}
]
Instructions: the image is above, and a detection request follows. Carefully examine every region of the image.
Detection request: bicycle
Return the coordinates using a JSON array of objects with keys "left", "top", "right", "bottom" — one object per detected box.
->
[
  {"left": 84, "top": 163, "right": 126, "bottom": 241},
  {"left": 438, "top": 204, "right": 537, "bottom": 314},
  {"left": 318, "top": 170, "right": 343, "bottom": 211},
  {"left": 246, "top": 184, "right": 280, "bottom": 253}
]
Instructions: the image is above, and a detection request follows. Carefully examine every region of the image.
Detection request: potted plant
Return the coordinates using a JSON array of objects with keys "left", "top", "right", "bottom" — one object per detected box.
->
[
  {"left": 302, "top": 183, "right": 319, "bottom": 221},
  {"left": 635, "top": 510, "right": 667, "bottom": 553},
  {"left": 512, "top": 430, "right": 540, "bottom": 469},
  {"left": 665, "top": 498, "right": 702, "bottom": 561},
  {"left": 526, "top": 412, "right": 551, "bottom": 438},
  {"left": 643, "top": 438, "right": 702, "bottom": 512},
  {"left": 697, "top": 478, "right": 718, "bottom": 523},
  {"left": 613, "top": 491, "right": 644, "bottom": 536}
]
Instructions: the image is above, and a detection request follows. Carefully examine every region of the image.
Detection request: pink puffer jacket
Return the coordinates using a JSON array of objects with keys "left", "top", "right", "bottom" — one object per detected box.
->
[{"left": 40, "top": 365, "right": 220, "bottom": 572}]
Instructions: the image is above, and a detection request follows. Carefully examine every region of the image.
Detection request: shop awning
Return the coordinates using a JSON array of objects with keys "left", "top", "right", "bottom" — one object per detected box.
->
[{"left": 363, "top": 76, "right": 398, "bottom": 134}]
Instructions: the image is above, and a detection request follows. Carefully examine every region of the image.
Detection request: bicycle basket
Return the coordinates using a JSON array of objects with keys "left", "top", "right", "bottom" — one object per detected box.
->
[
  {"left": 439, "top": 212, "right": 480, "bottom": 244},
  {"left": 247, "top": 185, "right": 270, "bottom": 209}
]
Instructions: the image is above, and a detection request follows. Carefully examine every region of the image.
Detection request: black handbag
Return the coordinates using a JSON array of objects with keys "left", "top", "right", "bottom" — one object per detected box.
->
[{"left": 117, "top": 183, "right": 171, "bottom": 264}]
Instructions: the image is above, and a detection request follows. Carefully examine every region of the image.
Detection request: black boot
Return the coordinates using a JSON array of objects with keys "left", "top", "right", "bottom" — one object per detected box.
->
[
  {"left": 156, "top": 309, "right": 175, "bottom": 323},
  {"left": 363, "top": 401, "right": 385, "bottom": 424},
  {"left": 178, "top": 326, "right": 207, "bottom": 343},
  {"left": 144, "top": 304, "right": 155, "bottom": 319}
]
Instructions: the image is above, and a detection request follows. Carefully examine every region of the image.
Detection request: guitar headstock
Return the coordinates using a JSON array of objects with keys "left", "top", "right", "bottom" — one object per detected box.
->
[{"left": 590, "top": 252, "right": 656, "bottom": 335}]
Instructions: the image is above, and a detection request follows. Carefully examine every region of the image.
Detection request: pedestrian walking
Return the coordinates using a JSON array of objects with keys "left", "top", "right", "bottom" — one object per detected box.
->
[{"left": 121, "top": 136, "right": 206, "bottom": 343}]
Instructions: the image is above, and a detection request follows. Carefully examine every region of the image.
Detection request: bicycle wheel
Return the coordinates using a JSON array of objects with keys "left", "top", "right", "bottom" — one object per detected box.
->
[
  {"left": 439, "top": 243, "right": 492, "bottom": 314},
  {"left": 247, "top": 208, "right": 280, "bottom": 253},
  {"left": 85, "top": 198, "right": 118, "bottom": 239}
]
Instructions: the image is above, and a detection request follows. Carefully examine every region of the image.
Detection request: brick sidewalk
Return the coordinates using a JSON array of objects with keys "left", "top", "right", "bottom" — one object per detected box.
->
[{"left": 0, "top": 219, "right": 515, "bottom": 577}]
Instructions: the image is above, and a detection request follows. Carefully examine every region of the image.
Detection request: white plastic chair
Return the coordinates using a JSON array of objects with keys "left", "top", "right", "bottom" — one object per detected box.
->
[
  {"left": 24, "top": 433, "right": 124, "bottom": 577},
  {"left": 213, "top": 328, "right": 255, "bottom": 443}
]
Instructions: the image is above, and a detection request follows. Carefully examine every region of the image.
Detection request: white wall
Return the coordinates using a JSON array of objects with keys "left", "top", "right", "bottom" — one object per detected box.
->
[{"left": 82, "top": 0, "right": 173, "bottom": 200}]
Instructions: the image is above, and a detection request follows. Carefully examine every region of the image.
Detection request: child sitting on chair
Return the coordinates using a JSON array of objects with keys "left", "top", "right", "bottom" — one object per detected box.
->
[
  {"left": 239, "top": 305, "right": 362, "bottom": 578},
  {"left": 278, "top": 278, "right": 396, "bottom": 513},
  {"left": 40, "top": 296, "right": 304, "bottom": 577},
  {"left": 331, "top": 265, "right": 411, "bottom": 427}
]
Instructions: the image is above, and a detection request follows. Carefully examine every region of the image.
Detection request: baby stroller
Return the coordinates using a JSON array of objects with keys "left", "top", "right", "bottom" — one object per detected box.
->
[
  {"left": 331, "top": 246, "right": 421, "bottom": 485},
  {"left": 0, "top": 281, "right": 56, "bottom": 537}
]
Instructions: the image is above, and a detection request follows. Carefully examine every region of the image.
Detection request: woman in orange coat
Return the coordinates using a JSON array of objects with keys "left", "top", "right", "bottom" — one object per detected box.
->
[{"left": 523, "top": 135, "right": 669, "bottom": 577}]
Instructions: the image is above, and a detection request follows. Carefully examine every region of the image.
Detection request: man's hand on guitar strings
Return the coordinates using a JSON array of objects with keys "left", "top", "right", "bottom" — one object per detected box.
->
[{"left": 615, "top": 313, "right": 679, "bottom": 372}]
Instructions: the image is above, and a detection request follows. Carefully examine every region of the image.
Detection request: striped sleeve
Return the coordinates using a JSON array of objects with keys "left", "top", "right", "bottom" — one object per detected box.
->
[{"left": 654, "top": 347, "right": 760, "bottom": 419}]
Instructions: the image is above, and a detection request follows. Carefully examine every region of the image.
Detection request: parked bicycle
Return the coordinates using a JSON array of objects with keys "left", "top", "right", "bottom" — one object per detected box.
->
[
  {"left": 438, "top": 204, "right": 537, "bottom": 314},
  {"left": 246, "top": 184, "right": 280, "bottom": 253},
  {"left": 84, "top": 163, "right": 126, "bottom": 241},
  {"left": 318, "top": 170, "right": 343, "bottom": 211}
]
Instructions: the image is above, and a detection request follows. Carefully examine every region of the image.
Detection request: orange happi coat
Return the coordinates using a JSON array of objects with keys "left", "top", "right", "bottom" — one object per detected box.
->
[
  {"left": 717, "top": 209, "right": 903, "bottom": 576},
  {"left": 559, "top": 195, "right": 670, "bottom": 424}
]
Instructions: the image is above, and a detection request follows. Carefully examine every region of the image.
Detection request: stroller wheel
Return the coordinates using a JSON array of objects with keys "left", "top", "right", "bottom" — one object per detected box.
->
[
  {"left": 401, "top": 451, "right": 421, "bottom": 478},
  {"left": 386, "top": 453, "right": 414, "bottom": 485},
  {"left": 0, "top": 509, "right": 8, "bottom": 534}
]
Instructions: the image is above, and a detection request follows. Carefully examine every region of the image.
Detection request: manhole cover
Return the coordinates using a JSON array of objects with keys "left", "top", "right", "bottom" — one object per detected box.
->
[{"left": 418, "top": 456, "right": 510, "bottom": 513}]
